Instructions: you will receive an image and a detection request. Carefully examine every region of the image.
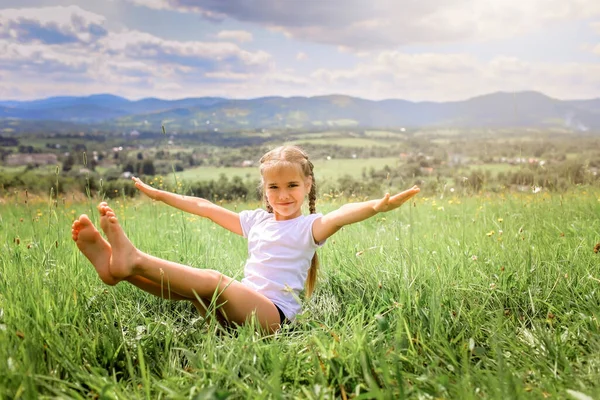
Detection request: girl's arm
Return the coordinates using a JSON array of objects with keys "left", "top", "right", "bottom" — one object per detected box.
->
[
  {"left": 312, "top": 185, "right": 420, "bottom": 243},
  {"left": 132, "top": 177, "right": 243, "bottom": 236}
]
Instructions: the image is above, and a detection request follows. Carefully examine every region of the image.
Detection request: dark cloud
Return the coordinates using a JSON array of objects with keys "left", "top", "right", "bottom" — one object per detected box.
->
[
  {"left": 131, "top": 0, "right": 600, "bottom": 49},
  {"left": 172, "top": 0, "right": 374, "bottom": 27}
]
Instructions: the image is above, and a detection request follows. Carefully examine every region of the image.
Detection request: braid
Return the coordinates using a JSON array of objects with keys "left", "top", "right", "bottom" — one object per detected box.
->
[
  {"left": 308, "top": 168, "right": 317, "bottom": 214},
  {"left": 305, "top": 161, "right": 319, "bottom": 298}
]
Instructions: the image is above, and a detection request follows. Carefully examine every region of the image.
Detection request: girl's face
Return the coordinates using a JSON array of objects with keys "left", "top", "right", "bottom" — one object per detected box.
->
[{"left": 263, "top": 164, "right": 311, "bottom": 221}]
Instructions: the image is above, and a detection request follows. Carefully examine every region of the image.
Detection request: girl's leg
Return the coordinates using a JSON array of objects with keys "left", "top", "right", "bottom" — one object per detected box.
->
[
  {"left": 71, "top": 215, "right": 217, "bottom": 314},
  {"left": 98, "top": 202, "right": 281, "bottom": 333}
]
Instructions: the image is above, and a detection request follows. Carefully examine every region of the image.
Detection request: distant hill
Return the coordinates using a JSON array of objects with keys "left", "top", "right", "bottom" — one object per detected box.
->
[{"left": 0, "top": 91, "right": 598, "bottom": 131}]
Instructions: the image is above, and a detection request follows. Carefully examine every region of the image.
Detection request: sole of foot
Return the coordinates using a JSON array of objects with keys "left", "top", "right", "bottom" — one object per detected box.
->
[{"left": 72, "top": 214, "right": 119, "bottom": 285}]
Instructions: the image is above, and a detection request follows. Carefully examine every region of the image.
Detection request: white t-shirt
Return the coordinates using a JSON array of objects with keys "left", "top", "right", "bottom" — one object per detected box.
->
[{"left": 239, "top": 208, "right": 325, "bottom": 320}]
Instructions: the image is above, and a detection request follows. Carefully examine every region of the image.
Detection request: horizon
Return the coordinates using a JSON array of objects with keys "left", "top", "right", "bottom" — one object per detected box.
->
[
  {"left": 2, "top": 90, "right": 599, "bottom": 104},
  {"left": 0, "top": 1, "right": 599, "bottom": 102}
]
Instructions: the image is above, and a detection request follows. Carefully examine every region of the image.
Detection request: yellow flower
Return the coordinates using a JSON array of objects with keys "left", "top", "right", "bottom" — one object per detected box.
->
[
  {"left": 486, "top": 230, "right": 495, "bottom": 237},
  {"left": 497, "top": 218, "right": 503, "bottom": 223}
]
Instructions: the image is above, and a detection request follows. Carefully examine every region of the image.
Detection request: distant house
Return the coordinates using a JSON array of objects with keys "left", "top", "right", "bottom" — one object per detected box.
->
[{"left": 6, "top": 153, "right": 58, "bottom": 166}]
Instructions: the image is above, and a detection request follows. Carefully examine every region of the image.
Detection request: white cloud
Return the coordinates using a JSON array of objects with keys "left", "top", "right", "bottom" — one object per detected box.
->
[
  {"left": 309, "top": 51, "right": 600, "bottom": 101},
  {"left": 101, "top": 30, "right": 271, "bottom": 69},
  {"left": 119, "top": 0, "right": 600, "bottom": 49},
  {"left": 0, "top": 5, "right": 273, "bottom": 99},
  {"left": 0, "top": 5, "right": 107, "bottom": 44},
  {"left": 215, "top": 30, "right": 253, "bottom": 43},
  {"left": 296, "top": 52, "right": 308, "bottom": 61},
  {"left": 204, "top": 71, "right": 252, "bottom": 81}
]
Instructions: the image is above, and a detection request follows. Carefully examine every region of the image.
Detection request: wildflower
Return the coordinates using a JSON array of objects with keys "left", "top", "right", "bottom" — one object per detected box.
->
[
  {"left": 489, "top": 283, "right": 496, "bottom": 290},
  {"left": 486, "top": 230, "right": 495, "bottom": 237},
  {"left": 497, "top": 218, "right": 503, "bottom": 223},
  {"left": 532, "top": 186, "right": 542, "bottom": 194},
  {"left": 594, "top": 242, "right": 600, "bottom": 254},
  {"left": 498, "top": 230, "right": 503, "bottom": 235},
  {"left": 471, "top": 255, "right": 478, "bottom": 261}
]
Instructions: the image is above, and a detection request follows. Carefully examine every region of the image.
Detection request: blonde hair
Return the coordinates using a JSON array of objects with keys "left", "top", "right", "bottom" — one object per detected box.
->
[{"left": 259, "top": 145, "right": 319, "bottom": 298}]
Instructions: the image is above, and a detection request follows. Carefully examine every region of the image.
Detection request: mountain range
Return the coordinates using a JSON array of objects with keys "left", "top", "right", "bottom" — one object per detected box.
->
[{"left": 0, "top": 91, "right": 598, "bottom": 132}]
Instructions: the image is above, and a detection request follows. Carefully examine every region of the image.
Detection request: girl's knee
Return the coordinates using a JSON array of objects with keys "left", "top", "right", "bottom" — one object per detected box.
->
[{"left": 205, "top": 269, "right": 232, "bottom": 288}]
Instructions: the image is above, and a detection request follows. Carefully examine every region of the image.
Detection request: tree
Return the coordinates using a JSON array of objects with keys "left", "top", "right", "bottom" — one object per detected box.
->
[
  {"left": 141, "top": 159, "right": 155, "bottom": 175},
  {"left": 62, "top": 153, "right": 75, "bottom": 172}
]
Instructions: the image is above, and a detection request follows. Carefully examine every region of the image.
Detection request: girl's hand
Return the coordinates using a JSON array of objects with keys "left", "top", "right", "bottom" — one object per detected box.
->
[
  {"left": 132, "top": 176, "right": 161, "bottom": 200},
  {"left": 373, "top": 185, "right": 420, "bottom": 213}
]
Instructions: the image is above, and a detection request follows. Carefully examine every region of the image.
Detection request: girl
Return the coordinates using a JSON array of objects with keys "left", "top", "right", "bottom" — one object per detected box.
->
[{"left": 71, "top": 145, "right": 420, "bottom": 334}]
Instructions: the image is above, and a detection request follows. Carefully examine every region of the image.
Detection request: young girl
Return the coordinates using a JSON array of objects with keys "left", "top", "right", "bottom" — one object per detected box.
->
[{"left": 71, "top": 145, "right": 420, "bottom": 334}]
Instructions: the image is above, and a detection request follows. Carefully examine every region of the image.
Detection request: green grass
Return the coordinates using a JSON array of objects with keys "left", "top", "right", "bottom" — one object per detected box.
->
[
  {"left": 1, "top": 189, "right": 600, "bottom": 398},
  {"left": 289, "top": 137, "right": 392, "bottom": 147}
]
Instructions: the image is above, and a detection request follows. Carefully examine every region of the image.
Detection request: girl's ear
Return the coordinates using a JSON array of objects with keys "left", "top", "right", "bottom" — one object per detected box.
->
[{"left": 305, "top": 175, "right": 313, "bottom": 192}]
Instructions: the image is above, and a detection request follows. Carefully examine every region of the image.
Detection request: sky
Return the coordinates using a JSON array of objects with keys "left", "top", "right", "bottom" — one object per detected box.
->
[{"left": 1, "top": 0, "right": 599, "bottom": 102}]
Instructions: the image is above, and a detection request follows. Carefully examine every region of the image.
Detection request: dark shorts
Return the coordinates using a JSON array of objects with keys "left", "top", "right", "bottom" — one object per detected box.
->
[{"left": 273, "top": 303, "right": 289, "bottom": 326}]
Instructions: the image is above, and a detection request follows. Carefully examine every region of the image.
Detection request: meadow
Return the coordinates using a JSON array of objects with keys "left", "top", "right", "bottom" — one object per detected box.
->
[
  {"left": 173, "top": 157, "right": 401, "bottom": 184},
  {"left": 1, "top": 187, "right": 599, "bottom": 399}
]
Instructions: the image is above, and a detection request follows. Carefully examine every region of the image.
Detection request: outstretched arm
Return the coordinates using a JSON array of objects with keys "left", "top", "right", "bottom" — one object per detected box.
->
[
  {"left": 312, "top": 185, "right": 420, "bottom": 243},
  {"left": 132, "top": 177, "right": 243, "bottom": 236}
]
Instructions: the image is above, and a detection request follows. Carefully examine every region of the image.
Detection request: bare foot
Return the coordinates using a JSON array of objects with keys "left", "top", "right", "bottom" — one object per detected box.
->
[
  {"left": 71, "top": 214, "right": 120, "bottom": 285},
  {"left": 98, "top": 202, "right": 139, "bottom": 279}
]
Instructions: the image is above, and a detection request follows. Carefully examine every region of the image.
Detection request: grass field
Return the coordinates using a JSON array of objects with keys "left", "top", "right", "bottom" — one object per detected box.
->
[
  {"left": 1, "top": 189, "right": 600, "bottom": 398},
  {"left": 290, "top": 137, "right": 392, "bottom": 148},
  {"left": 173, "top": 157, "right": 401, "bottom": 183}
]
